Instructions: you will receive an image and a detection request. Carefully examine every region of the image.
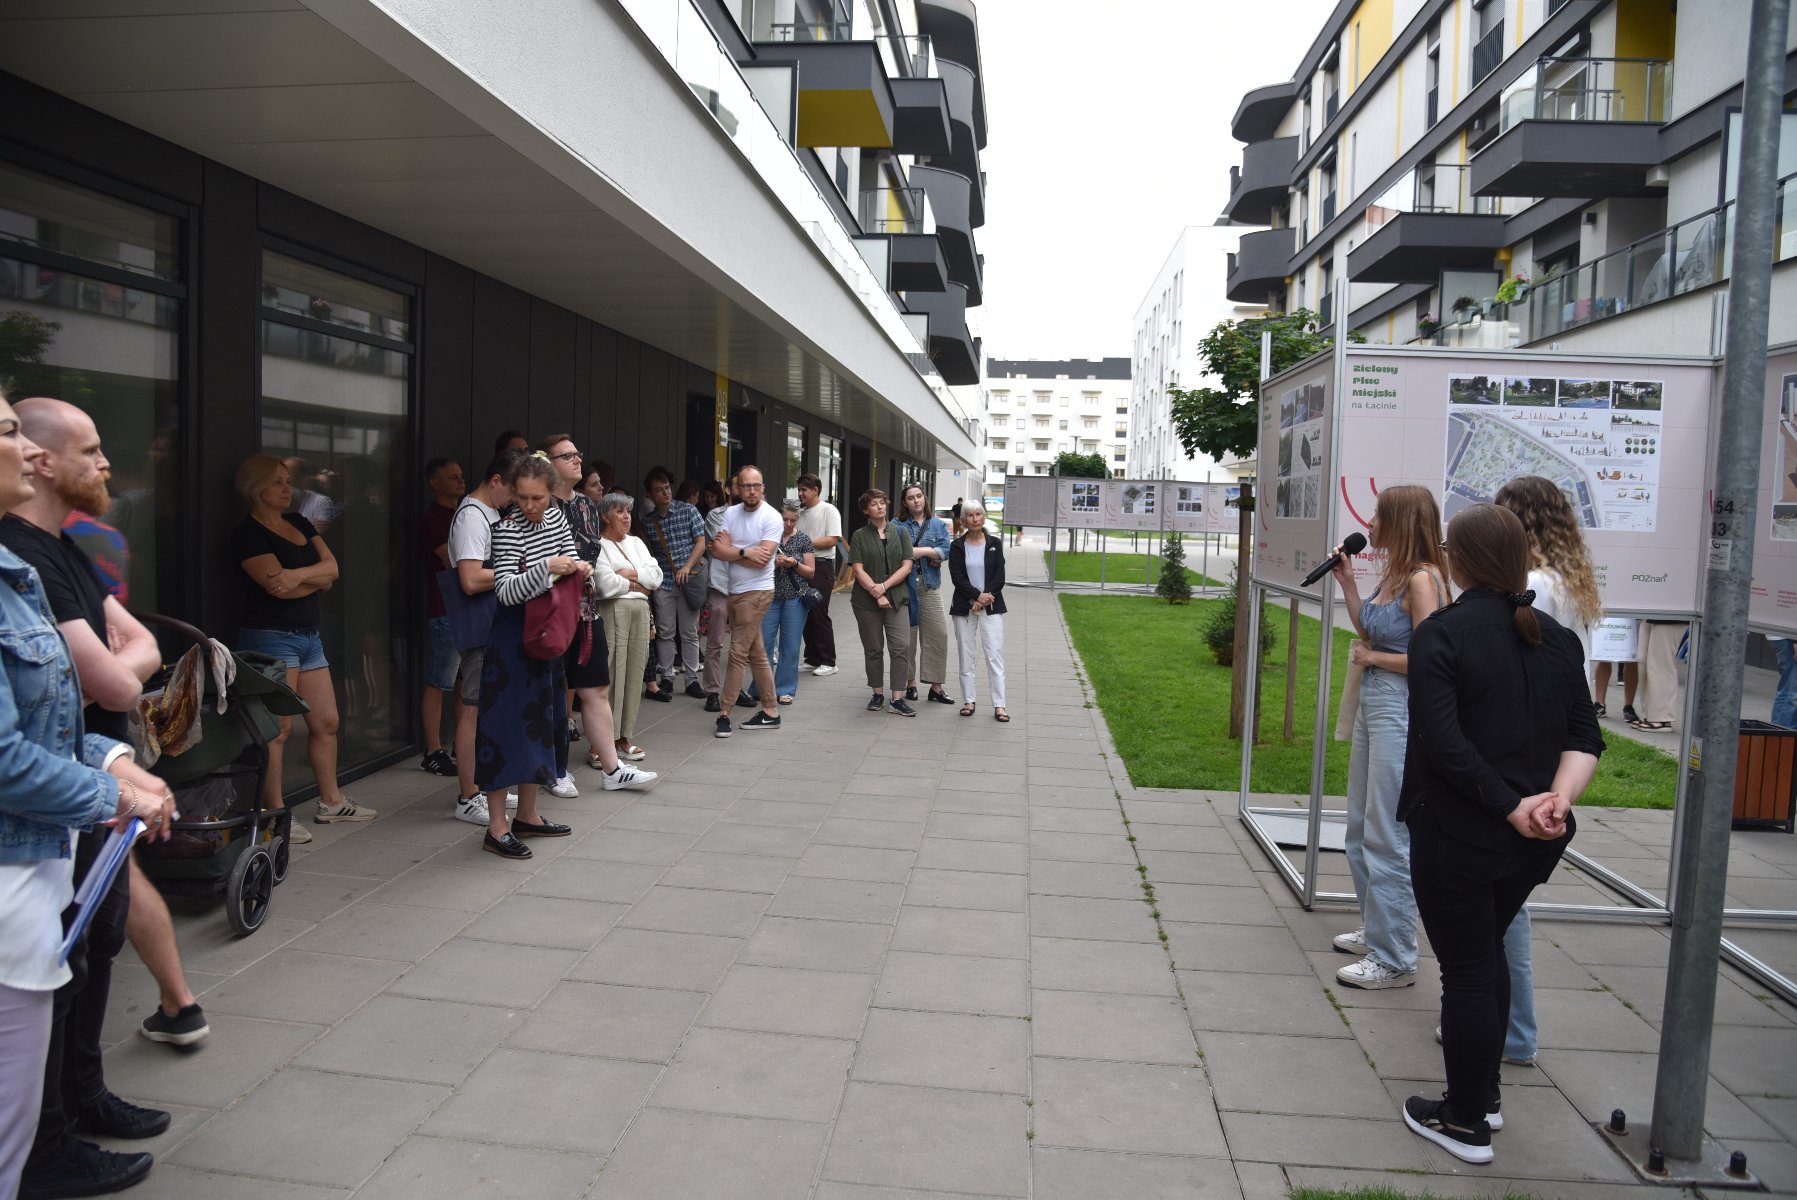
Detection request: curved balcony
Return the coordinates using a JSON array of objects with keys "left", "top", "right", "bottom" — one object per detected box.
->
[
  {"left": 905, "top": 283, "right": 980, "bottom": 385},
  {"left": 917, "top": 0, "right": 987, "bottom": 148},
  {"left": 911, "top": 164, "right": 982, "bottom": 306},
  {"left": 1225, "top": 226, "right": 1294, "bottom": 303},
  {"left": 936, "top": 59, "right": 985, "bottom": 227},
  {"left": 1223, "top": 136, "right": 1298, "bottom": 225},
  {"left": 1231, "top": 80, "right": 1298, "bottom": 143}
]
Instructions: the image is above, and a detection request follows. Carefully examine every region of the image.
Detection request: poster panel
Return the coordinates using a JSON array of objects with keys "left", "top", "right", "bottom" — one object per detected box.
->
[
  {"left": 1254, "top": 352, "right": 1337, "bottom": 590},
  {"left": 1333, "top": 347, "right": 1714, "bottom": 615},
  {"left": 1752, "top": 348, "right": 1797, "bottom": 636},
  {"left": 1103, "top": 480, "right": 1160, "bottom": 529},
  {"left": 1207, "top": 482, "right": 1244, "bottom": 533},
  {"left": 1166, "top": 482, "right": 1208, "bottom": 533},
  {"left": 1055, "top": 478, "right": 1107, "bottom": 529},
  {"left": 1002, "top": 474, "right": 1055, "bottom": 527}
]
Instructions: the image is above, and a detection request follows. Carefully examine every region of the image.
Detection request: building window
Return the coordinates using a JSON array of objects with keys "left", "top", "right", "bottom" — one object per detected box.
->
[
  {"left": 1082, "top": 417, "right": 1098, "bottom": 429},
  {"left": 1116, "top": 405, "right": 1128, "bottom": 415},
  {"left": 785, "top": 421, "right": 807, "bottom": 502},
  {"left": 1426, "top": 25, "right": 1442, "bottom": 127},
  {"left": 819, "top": 432, "right": 844, "bottom": 508},
  {"left": 259, "top": 249, "right": 414, "bottom": 788},
  {"left": 1034, "top": 414, "right": 1050, "bottom": 427},
  {"left": 0, "top": 160, "right": 185, "bottom": 615},
  {"left": 1473, "top": 0, "right": 1505, "bottom": 82},
  {"left": 1058, "top": 419, "right": 1068, "bottom": 430}
]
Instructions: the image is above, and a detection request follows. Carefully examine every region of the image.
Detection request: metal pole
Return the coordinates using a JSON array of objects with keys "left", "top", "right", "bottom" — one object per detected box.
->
[
  {"left": 1201, "top": 474, "right": 1212, "bottom": 592},
  {"left": 1049, "top": 461, "right": 1060, "bottom": 589},
  {"left": 1649, "top": 0, "right": 1789, "bottom": 1162}
]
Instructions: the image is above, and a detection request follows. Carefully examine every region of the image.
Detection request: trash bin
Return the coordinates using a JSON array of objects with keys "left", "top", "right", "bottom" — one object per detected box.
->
[{"left": 1733, "top": 720, "right": 1796, "bottom": 833}]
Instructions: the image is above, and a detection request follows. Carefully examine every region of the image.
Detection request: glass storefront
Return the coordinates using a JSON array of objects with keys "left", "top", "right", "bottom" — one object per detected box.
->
[
  {"left": 818, "top": 432, "right": 843, "bottom": 509},
  {"left": 259, "top": 251, "right": 413, "bottom": 792},
  {"left": 0, "top": 163, "right": 183, "bottom": 615},
  {"left": 785, "top": 420, "right": 806, "bottom": 502}
]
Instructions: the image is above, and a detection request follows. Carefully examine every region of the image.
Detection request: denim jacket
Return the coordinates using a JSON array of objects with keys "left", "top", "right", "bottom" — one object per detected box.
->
[
  {"left": 895, "top": 515, "right": 950, "bottom": 590},
  {"left": 0, "top": 545, "right": 120, "bottom": 865}
]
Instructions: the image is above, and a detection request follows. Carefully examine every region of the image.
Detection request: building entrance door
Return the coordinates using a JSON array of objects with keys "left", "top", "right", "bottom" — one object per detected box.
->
[{"left": 686, "top": 394, "right": 717, "bottom": 486}]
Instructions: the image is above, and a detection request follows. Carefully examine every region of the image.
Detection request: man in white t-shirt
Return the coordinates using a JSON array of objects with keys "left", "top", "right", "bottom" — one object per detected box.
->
[
  {"left": 710, "top": 465, "right": 784, "bottom": 737},
  {"left": 795, "top": 472, "right": 843, "bottom": 676},
  {"left": 446, "top": 451, "right": 517, "bottom": 822}
]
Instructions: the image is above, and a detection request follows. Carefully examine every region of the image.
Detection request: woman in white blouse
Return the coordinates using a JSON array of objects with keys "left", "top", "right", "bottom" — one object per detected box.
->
[{"left": 593, "top": 492, "right": 663, "bottom": 763}]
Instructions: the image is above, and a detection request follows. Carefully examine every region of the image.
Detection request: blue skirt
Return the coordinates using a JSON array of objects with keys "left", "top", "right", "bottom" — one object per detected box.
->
[{"left": 475, "top": 602, "right": 568, "bottom": 792}]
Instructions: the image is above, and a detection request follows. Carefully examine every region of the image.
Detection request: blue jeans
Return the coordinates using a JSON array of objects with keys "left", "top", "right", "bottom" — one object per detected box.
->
[
  {"left": 1772, "top": 638, "right": 1796, "bottom": 729},
  {"left": 239, "top": 626, "right": 328, "bottom": 671},
  {"left": 750, "top": 597, "right": 809, "bottom": 700},
  {"left": 1503, "top": 906, "right": 1538, "bottom": 1060},
  {"left": 1345, "top": 667, "right": 1418, "bottom": 973}
]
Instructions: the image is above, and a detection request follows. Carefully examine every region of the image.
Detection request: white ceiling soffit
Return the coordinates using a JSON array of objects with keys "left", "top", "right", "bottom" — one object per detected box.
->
[{"left": 0, "top": 0, "right": 976, "bottom": 469}]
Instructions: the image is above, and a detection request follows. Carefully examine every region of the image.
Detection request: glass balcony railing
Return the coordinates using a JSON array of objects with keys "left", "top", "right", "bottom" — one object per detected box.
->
[
  {"left": 1363, "top": 163, "right": 1498, "bottom": 230},
  {"left": 1499, "top": 57, "right": 1672, "bottom": 134},
  {"left": 858, "top": 186, "right": 935, "bottom": 235},
  {"left": 878, "top": 33, "right": 936, "bottom": 79},
  {"left": 751, "top": 0, "right": 852, "bottom": 42}
]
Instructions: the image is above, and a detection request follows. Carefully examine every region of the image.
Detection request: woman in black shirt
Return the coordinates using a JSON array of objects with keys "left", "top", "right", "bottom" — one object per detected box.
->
[
  {"left": 230, "top": 454, "right": 376, "bottom": 841},
  {"left": 1397, "top": 503, "right": 1602, "bottom": 1164}
]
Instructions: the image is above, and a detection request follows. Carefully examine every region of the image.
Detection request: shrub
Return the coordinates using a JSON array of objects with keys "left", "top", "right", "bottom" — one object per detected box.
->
[{"left": 1203, "top": 563, "right": 1276, "bottom": 665}]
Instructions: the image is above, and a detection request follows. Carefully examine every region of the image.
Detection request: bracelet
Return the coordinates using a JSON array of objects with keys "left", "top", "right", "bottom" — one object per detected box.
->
[{"left": 120, "top": 778, "right": 140, "bottom": 817}]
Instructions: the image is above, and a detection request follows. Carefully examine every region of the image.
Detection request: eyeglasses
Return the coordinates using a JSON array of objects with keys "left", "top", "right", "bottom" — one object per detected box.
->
[
  {"left": 739, "top": 481, "right": 766, "bottom": 490},
  {"left": 549, "top": 450, "right": 582, "bottom": 463}
]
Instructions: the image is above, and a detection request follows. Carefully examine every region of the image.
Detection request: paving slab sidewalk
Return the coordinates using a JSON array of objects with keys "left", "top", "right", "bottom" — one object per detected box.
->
[{"left": 93, "top": 547, "right": 1797, "bottom": 1199}]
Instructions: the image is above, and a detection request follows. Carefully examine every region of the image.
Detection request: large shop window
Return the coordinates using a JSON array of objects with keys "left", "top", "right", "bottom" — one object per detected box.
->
[
  {"left": 818, "top": 432, "right": 844, "bottom": 510},
  {"left": 785, "top": 421, "right": 807, "bottom": 503},
  {"left": 259, "top": 250, "right": 413, "bottom": 791},
  {"left": 0, "top": 161, "right": 184, "bottom": 614}
]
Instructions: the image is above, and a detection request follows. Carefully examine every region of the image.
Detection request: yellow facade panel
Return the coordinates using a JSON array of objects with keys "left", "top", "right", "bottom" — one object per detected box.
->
[
  {"left": 797, "top": 90, "right": 893, "bottom": 148},
  {"left": 1345, "top": 0, "right": 1395, "bottom": 94}
]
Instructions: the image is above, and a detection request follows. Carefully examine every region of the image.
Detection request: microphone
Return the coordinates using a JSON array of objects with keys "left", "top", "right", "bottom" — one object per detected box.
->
[{"left": 1300, "top": 532, "right": 1367, "bottom": 587}]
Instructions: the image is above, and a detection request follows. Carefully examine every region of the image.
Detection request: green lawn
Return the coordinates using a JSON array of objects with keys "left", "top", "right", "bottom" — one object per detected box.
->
[
  {"left": 1048, "top": 549, "right": 1221, "bottom": 589},
  {"left": 1059, "top": 595, "right": 1677, "bottom": 809}
]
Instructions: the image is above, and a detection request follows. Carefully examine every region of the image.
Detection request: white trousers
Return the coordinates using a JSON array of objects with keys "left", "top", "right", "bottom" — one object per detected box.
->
[
  {"left": 953, "top": 611, "right": 1006, "bottom": 708},
  {"left": 0, "top": 983, "right": 52, "bottom": 1200}
]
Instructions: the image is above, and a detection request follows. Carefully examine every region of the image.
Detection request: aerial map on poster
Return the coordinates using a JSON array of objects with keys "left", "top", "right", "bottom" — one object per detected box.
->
[
  {"left": 1276, "top": 381, "right": 1326, "bottom": 520},
  {"left": 1443, "top": 374, "right": 1665, "bottom": 531},
  {"left": 1106, "top": 480, "right": 1157, "bottom": 528}
]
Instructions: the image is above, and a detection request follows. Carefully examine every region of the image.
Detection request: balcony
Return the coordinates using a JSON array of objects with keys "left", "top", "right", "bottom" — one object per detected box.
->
[
  {"left": 1347, "top": 165, "right": 1504, "bottom": 283},
  {"left": 883, "top": 34, "right": 952, "bottom": 156},
  {"left": 1223, "top": 136, "right": 1298, "bottom": 225},
  {"left": 1472, "top": 21, "right": 1505, "bottom": 83},
  {"left": 1472, "top": 58, "right": 1673, "bottom": 198},
  {"left": 916, "top": 0, "right": 987, "bottom": 147},
  {"left": 935, "top": 59, "right": 986, "bottom": 226},
  {"left": 1231, "top": 80, "right": 1298, "bottom": 142},
  {"left": 905, "top": 283, "right": 981, "bottom": 385},
  {"left": 857, "top": 186, "right": 948, "bottom": 292},
  {"left": 911, "top": 163, "right": 982, "bottom": 306},
  {"left": 751, "top": 35, "right": 895, "bottom": 147},
  {"left": 1226, "top": 226, "right": 1295, "bottom": 303}
]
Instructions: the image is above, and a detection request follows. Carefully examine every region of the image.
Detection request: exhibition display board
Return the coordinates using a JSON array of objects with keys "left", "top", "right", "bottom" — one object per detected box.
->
[
  {"left": 1001, "top": 475, "right": 1237, "bottom": 535},
  {"left": 1754, "top": 346, "right": 1797, "bottom": 635},
  {"left": 1255, "top": 355, "right": 1338, "bottom": 590}
]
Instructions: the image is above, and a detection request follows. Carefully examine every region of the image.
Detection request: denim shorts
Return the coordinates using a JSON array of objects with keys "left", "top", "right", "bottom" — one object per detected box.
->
[
  {"left": 238, "top": 627, "right": 327, "bottom": 672},
  {"left": 425, "top": 615, "right": 458, "bottom": 691}
]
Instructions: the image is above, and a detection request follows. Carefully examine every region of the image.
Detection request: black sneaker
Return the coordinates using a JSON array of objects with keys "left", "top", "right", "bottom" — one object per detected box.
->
[
  {"left": 482, "top": 831, "right": 532, "bottom": 860},
  {"left": 1593, "top": 702, "right": 1607, "bottom": 718},
  {"left": 743, "top": 711, "right": 781, "bottom": 732},
  {"left": 715, "top": 716, "right": 733, "bottom": 738},
  {"left": 74, "top": 1091, "right": 170, "bottom": 1139},
  {"left": 735, "top": 692, "right": 757, "bottom": 709},
  {"left": 139, "top": 1003, "right": 209, "bottom": 1047},
  {"left": 685, "top": 681, "right": 706, "bottom": 699},
  {"left": 419, "top": 748, "right": 456, "bottom": 777},
  {"left": 867, "top": 693, "right": 886, "bottom": 711},
  {"left": 1622, "top": 704, "right": 1640, "bottom": 724},
  {"left": 19, "top": 1138, "right": 153, "bottom": 1200},
  {"left": 704, "top": 693, "right": 722, "bottom": 713},
  {"left": 1402, "top": 1094, "right": 1493, "bottom": 1164},
  {"left": 888, "top": 699, "right": 917, "bottom": 717}
]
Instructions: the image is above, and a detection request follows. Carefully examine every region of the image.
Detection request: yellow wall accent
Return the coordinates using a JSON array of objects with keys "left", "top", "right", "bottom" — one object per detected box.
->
[
  {"left": 715, "top": 373, "right": 730, "bottom": 482},
  {"left": 1612, "top": 0, "right": 1676, "bottom": 120},
  {"left": 797, "top": 90, "right": 893, "bottom": 148},
  {"left": 1450, "top": 1, "right": 1463, "bottom": 107},
  {"left": 1345, "top": 0, "right": 1395, "bottom": 94}
]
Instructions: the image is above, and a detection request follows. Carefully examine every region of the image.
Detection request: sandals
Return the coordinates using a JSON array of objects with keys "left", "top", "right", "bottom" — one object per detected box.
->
[
  {"left": 960, "top": 702, "right": 976, "bottom": 717},
  {"left": 994, "top": 708, "right": 1010, "bottom": 723},
  {"left": 778, "top": 695, "right": 794, "bottom": 705},
  {"left": 587, "top": 753, "right": 608, "bottom": 771},
  {"left": 1629, "top": 719, "right": 1672, "bottom": 731},
  {"left": 617, "top": 743, "right": 647, "bottom": 761}
]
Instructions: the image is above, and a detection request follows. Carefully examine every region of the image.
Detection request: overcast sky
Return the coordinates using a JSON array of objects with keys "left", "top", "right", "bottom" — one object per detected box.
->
[{"left": 973, "top": 0, "right": 1336, "bottom": 360}]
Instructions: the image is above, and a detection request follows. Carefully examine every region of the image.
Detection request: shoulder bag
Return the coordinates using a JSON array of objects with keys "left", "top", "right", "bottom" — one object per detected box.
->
[
  {"left": 649, "top": 510, "right": 707, "bottom": 611},
  {"left": 521, "top": 552, "right": 581, "bottom": 661},
  {"left": 437, "top": 501, "right": 500, "bottom": 653}
]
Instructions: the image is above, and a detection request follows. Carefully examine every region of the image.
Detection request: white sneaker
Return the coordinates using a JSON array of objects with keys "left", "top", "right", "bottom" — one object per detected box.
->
[
  {"left": 601, "top": 764, "right": 659, "bottom": 791},
  {"left": 454, "top": 794, "right": 490, "bottom": 825},
  {"left": 548, "top": 774, "right": 580, "bottom": 799},
  {"left": 812, "top": 665, "right": 838, "bottom": 677},
  {"left": 1333, "top": 928, "right": 1371, "bottom": 956},
  {"left": 506, "top": 791, "right": 519, "bottom": 811},
  {"left": 799, "top": 664, "right": 816, "bottom": 673},
  {"left": 1336, "top": 957, "right": 1417, "bottom": 990}
]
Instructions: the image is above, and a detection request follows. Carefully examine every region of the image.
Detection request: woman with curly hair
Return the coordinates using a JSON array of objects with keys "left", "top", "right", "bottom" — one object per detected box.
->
[
  {"left": 1488, "top": 474, "right": 1603, "bottom": 1068},
  {"left": 1328, "top": 484, "right": 1451, "bottom": 990}
]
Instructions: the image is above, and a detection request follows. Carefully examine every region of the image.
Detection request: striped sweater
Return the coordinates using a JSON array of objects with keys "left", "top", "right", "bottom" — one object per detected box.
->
[{"left": 491, "top": 504, "right": 578, "bottom": 606}]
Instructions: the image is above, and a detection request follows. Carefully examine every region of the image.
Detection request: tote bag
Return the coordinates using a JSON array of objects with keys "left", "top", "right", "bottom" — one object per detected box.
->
[{"left": 523, "top": 569, "right": 581, "bottom": 660}]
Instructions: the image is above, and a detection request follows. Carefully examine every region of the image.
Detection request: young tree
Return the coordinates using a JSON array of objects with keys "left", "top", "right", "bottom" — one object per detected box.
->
[
  {"left": 1156, "top": 532, "right": 1192, "bottom": 604},
  {"left": 1168, "top": 309, "right": 1362, "bottom": 462}
]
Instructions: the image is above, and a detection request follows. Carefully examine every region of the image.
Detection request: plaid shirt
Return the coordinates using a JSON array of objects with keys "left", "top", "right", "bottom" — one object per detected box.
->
[{"left": 640, "top": 499, "right": 706, "bottom": 583}]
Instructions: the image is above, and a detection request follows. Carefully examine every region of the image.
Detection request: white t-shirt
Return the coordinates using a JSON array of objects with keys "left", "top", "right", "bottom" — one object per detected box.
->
[
  {"left": 0, "top": 833, "right": 77, "bottom": 991},
  {"left": 796, "top": 500, "right": 843, "bottom": 562},
  {"left": 1529, "top": 566, "right": 1595, "bottom": 691},
  {"left": 447, "top": 495, "right": 502, "bottom": 568},
  {"left": 720, "top": 502, "right": 784, "bottom": 594}
]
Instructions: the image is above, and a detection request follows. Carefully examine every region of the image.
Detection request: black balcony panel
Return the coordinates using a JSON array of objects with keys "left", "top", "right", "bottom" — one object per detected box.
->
[
  {"left": 912, "top": 164, "right": 982, "bottom": 306},
  {"left": 1225, "top": 226, "right": 1295, "bottom": 303},
  {"left": 891, "top": 77, "right": 952, "bottom": 156},
  {"left": 1232, "top": 80, "right": 1298, "bottom": 143},
  {"left": 916, "top": 0, "right": 987, "bottom": 148},
  {"left": 906, "top": 283, "right": 980, "bottom": 385},
  {"left": 889, "top": 232, "right": 949, "bottom": 293},
  {"left": 1473, "top": 23, "right": 1506, "bottom": 83},
  {"left": 755, "top": 40, "right": 896, "bottom": 147},
  {"left": 935, "top": 60, "right": 984, "bottom": 226},
  {"left": 1470, "top": 120, "right": 1665, "bottom": 198},
  {"left": 1345, "top": 212, "right": 1507, "bottom": 283},
  {"left": 1223, "top": 136, "right": 1298, "bottom": 225}
]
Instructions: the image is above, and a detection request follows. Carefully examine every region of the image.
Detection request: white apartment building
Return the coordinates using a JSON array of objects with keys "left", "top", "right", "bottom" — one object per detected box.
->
[
  {"left": 1130, "top": 226, "right": 1269, "bottom": 482},
  {"left": 983, "top": 358, "right": 1132, "bottom": 502},
  {"left": 1222, "top": 0, "right": 1796, "bottom": 356}
]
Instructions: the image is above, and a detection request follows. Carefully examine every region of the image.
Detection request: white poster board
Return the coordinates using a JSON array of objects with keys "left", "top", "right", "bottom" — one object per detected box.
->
[
  {"left": 1055, "top": 479, "right": 1107, "bottom": 529},
  {"left": 1754, "top": 348, "right": 1797, "bottom": 636},
  {"left": 1208, "top": 483, "right": 1243, "bottom": 533},
  {"left": 1001, "top": 474, "right": 1055, "bottom": 527},
  {"left": 1255, "top": 353, "right": 1337, "bottom": 590},
  {"left": 1166, "top": 483, "right": 1207, "bottom": 533},
  {"left": 1590, "top": 616, "right": 1641, "bottom": 663},
  {"left": 1104, "top": 480, "right": 1160, "bottom": 529}
]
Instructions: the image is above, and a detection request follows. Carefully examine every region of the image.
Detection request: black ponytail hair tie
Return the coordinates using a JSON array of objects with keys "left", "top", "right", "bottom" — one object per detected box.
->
[{"left": 1506, "top": 589, "right": 1536, "bottom": 608}]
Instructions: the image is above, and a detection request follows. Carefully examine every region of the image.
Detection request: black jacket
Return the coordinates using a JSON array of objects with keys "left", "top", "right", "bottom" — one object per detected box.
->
[
  {"left": 947, "top": 535, "right": 1006, "bottom": 616},
  {"left": 1398, "top": 588, "right": 1604, "bottom": 851}
]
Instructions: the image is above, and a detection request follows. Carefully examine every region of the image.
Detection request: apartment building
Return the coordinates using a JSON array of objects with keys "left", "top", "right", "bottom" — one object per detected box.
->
[
  {"left": 983, "top": 358, "right": 1132, "bottom": 504},
  {"left": 0, "top": 0, "right": 987, "bottom": 791},
  {"left": 1131, "top": 226, "right": 1269, "bottom": 482},
  {"left": 1222, "top": 0, "right": 1796, "bottom": 356}
]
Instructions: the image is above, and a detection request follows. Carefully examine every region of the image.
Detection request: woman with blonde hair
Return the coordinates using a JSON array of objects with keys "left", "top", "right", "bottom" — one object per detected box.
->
[
  {"left": 1488, "top": 473, "right": 1602, "bottom": 1069},
  {"left": 1328, "top": 484, "right": 1450, "bottom": 990}
]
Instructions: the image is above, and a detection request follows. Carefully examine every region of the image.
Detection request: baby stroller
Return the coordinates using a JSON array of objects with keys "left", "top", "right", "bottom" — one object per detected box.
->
[{"left": 134, "top": 614, "right": 309, "bottom": 936}]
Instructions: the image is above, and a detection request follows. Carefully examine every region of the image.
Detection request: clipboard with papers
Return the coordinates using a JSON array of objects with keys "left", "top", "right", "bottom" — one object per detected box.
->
[{"left": 59, "top": 818, "right": 143, "bottom": 965}]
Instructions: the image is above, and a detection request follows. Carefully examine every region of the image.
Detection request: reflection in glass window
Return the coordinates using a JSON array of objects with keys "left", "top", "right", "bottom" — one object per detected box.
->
[
  {"left": 786, "top": 421, "right": 806, "bottom": 502},
  {"left": 259, "top": 252, "right": 412, "bottom": 792},
  {"left": 818, "top": 432, "right": 844, "bottom": 509},
  {"left": 0, "top": 163, "right": 180, "bottom": 281}
]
